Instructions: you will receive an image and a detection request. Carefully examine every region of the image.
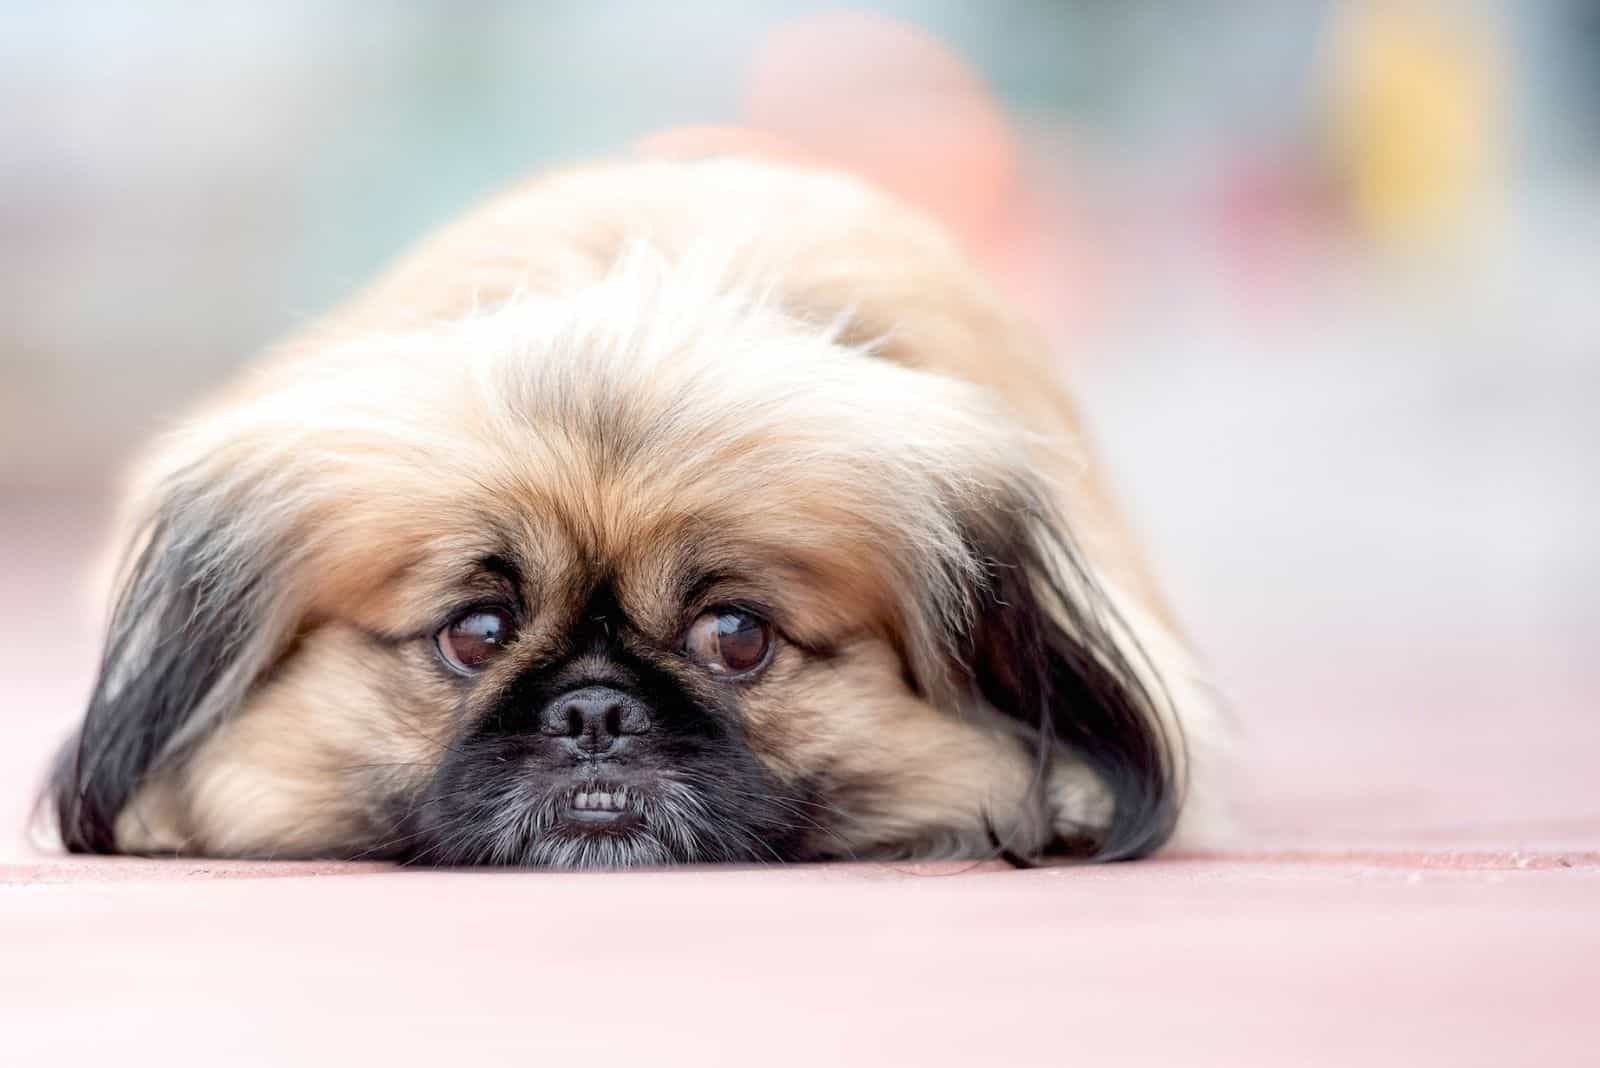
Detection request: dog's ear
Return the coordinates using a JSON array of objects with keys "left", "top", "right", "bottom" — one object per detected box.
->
[
  {"left": 958, "top": 498, "right": 1182, "bottom": 862},
  {"left": 50, "top": 471, "right": 301, "bottom": 853}
]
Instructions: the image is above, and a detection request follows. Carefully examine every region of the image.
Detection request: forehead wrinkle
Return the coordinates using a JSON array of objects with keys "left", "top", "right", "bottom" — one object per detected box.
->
[{"left": 604, "top": 516, "right": 898, "bottom": 650}]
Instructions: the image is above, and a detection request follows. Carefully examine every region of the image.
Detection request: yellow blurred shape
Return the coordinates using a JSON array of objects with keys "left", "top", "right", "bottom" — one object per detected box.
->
[{"left": 1330, "top": 2, "right": 1503, "bottom": 247}]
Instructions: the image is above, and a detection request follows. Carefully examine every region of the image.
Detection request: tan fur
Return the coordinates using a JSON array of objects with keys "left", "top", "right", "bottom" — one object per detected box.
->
[{"left": 101, "top": 157, "right": 1221, "bottom": 861}]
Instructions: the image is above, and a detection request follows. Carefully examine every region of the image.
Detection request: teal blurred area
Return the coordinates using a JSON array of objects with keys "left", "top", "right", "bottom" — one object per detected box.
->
[{"left": 1, "top": 3, "right": 1597, "bottom": 847}]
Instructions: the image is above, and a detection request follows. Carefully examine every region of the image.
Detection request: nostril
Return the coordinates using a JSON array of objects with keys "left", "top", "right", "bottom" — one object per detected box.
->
[
  {"left": 603, "top": 705, "right": 622, "bottom": 738},
  {"left": 564, "top": 706, "right": 583, "bottom": 738}
]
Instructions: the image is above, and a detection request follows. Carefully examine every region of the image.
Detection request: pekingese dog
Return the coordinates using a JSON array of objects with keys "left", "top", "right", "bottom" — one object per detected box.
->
[{"left": 49, "top": 158, "right": 1220, "bottom": 868}]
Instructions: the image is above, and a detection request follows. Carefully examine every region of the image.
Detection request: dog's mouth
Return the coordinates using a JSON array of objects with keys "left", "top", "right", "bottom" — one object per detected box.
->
[
  {"left": 406, "top": 762, "right": 798, "bottom": 867},
  {"left": 559, "top": 782, "right": 644, "bottom": 832}
]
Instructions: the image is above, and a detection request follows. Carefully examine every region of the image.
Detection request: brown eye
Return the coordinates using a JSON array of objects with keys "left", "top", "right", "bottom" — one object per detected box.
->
[
  {"left": 683, "top": 608, "right": 773, "bottom": 677},
  {"left": 436, "top": 607, "right": 516, "bottom": 674}
]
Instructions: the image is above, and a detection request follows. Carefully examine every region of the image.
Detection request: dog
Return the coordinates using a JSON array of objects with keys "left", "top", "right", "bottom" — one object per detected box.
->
[{"left": 48, "top": 157, "right": 1220, "bottom": 867}]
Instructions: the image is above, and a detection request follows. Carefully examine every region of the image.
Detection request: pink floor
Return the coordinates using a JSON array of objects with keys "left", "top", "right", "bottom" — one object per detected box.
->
[{"left": 3, "top": 498, "right": 1595, "bottom": 1065}]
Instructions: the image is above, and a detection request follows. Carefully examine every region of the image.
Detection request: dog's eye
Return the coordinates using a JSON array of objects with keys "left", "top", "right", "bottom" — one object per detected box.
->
[
  {"left": 436, "top": 607, "right": 517, "bottom": 674},
  {"left": 683, "top": 608, "right": 772, "bottom": 677}
]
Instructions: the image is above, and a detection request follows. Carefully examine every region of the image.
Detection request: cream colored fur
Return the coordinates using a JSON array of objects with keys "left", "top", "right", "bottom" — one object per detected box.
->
[{"left": 99, "top": 158, "right": 1223, "bottom": 860}]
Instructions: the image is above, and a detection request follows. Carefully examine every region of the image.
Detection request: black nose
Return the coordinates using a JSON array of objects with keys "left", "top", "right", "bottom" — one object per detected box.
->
[{"left": 539, "top": 686, "right": 651, "bottom": 754}]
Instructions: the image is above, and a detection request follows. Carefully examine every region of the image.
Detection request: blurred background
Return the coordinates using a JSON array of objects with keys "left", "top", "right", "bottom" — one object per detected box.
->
[{"left": 2, "top": 1, "right": 1596, "bottom": 854}]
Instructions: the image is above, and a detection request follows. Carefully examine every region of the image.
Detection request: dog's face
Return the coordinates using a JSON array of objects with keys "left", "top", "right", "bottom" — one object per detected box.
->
[{"left": 52, "top": 243, "right": 1180, "bottom": 868}]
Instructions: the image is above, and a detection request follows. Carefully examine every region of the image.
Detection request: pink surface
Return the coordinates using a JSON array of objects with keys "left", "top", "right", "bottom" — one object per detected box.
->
[
  {"left": 2, "top": 857, "right": 1595, "bottom": 1065},
  {"left": 2, "top": 498, "right": 1596, "bottom": 1065}
]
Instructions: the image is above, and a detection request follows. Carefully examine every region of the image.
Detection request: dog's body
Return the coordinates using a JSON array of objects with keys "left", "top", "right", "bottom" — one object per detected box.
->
[{"left": 52, "top": 158, "right": 1221, "bottom": 867}]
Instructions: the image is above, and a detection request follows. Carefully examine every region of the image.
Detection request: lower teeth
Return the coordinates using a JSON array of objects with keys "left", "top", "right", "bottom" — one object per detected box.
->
[{"left": 574, "top": 789, "right": 628, "bottom": 812}]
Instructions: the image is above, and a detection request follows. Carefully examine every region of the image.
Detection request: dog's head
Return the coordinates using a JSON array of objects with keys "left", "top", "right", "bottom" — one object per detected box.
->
[{"left": 50, "top": 236, "right": 1181, "bottom": 868}]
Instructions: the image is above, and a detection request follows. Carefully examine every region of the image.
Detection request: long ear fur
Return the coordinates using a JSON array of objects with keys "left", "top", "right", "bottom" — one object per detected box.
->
[
  {"left": 961, "top": 496, "right": 1183, "bottom": 862},
  {"left": 50, "top": 472, "right": 299, "bottom": 853}
]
